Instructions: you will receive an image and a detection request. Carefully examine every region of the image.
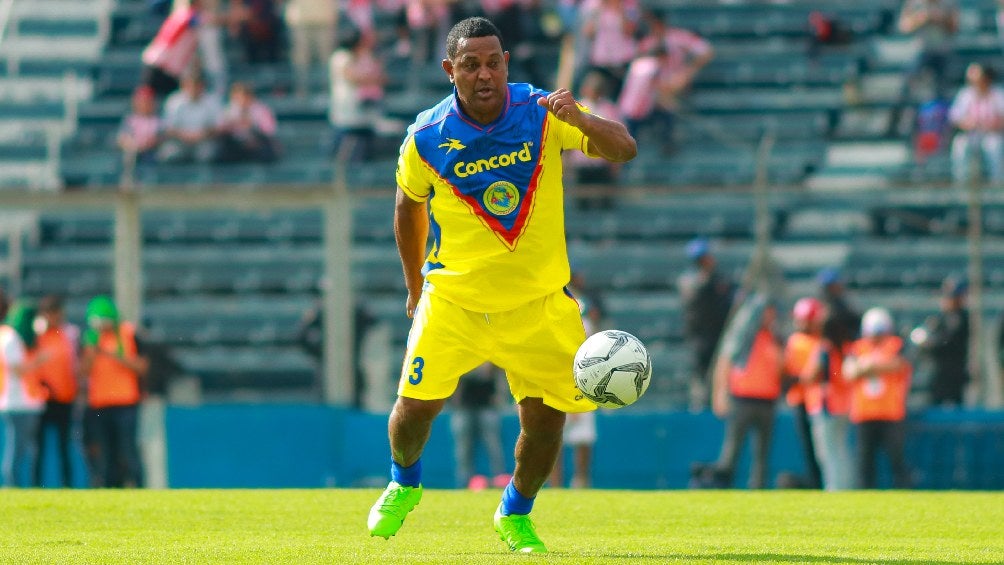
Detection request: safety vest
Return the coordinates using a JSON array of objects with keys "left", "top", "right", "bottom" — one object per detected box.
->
[
  {"left": 35, "top": 324, "right": 79, "bottom": 404},
  {"left": 803, "top": 342, "right": 853, "bottom": 417},
  {"left": 729, "top": 328, "right": 782, "bottom": 401},
  {"left": 849, "top": 336, "right": 911, "bottom": 423},
  {"left": 87, "top": 322, "right": 141, "bottom": 409},
  {"left": 783, "top": 331, "right": 819, "bottom": 406}
]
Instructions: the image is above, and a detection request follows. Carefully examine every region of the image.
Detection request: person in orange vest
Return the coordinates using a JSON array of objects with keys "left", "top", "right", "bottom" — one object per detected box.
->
[
  {"left": 783, "top": 297, "right": 825, "bottom": 489},
  {"left": 1, "top": 301, "right": 48, "bottom": 487},
  {"left": 80, "top": 296, "right": 148, "bottom": 488},
  {"left": 710, "top": 294, "right": 784, "bottom": 489},
  {"left": 801, "top": 311, "right": 856, "bottom": 491},
  {"left": 32, "top": 295, "right": 81, "bottom": 487},
  {"left": 844, "top": 307, "right": 912, "bottom": 489}
]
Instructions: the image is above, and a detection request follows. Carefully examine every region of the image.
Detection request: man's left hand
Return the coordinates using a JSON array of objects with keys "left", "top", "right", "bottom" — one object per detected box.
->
[{"left": 538, "top": 88, "right": 585, "bottom": 129}]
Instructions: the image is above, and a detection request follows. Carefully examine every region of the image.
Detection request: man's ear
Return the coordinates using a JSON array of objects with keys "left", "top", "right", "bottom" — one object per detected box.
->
[{"left": 442, "top": 59, "right": 454, "bottom": 84}]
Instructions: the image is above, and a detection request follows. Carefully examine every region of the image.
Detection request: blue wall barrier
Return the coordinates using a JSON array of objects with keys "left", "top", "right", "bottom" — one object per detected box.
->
[{"left": 3, "top": 406, "right": 1002, "bottom": 489}]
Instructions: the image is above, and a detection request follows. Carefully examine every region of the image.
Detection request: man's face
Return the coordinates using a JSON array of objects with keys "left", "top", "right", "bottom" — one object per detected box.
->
[
  {"left": 183, "top": 79, "right": 205, "bottom": 99},
  {"left": 443, "top": 35, "right": 509, "bottom": 124}
]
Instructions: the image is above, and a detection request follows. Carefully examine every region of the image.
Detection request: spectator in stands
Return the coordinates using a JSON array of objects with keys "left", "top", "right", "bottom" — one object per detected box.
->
[
  {"left": 81, "top": 296, "right": 148, "bottom": 488},
  {"left": 620, "top": 9, "right": 712, "bottom": 151},
  {"left": 117, "top": 86, "right": 162, "bottom": 167},
  {"left": 158, "top": 73, "right": 224, "bottom": 164},
  {"left": 196, "top": 0, "right": 231, "bottom": 98},
  {"left": 579, "top": 0, "right": 639, "bottom": 97},
  {"left": 0, "top": 301, "right": 46, "bottom": 488},
  {"left": 32, "top": 295, "right": 80, "bottom": 488},
  {"left": 568, "top": 72, "right": 621, "bottom": 209},
  {"left": 678, "top": 237, "right": 736, "bottom": 411},
  {"left": 708, "top": 294, "right": 784, "bottom": 489},
  {"left": 845, "top": 307, "right": 912, "bottom": 489},
  {"left": 328, "top": 28, "right": 387, "bottom": 162},
  {"left": 802, "top": 310, "right": 856, "bottom": 491},
  {"left": 782, "top": 298, "right": 825, "bottom": 490},
  {"left": 451, "top": 362, "right": 508, "bottom": 490},
  {"left": 890, "top": 0, "right": 958, "bottom": 136},
  {"left": 911, "top": 277, "right": 969, "bottom": 407},
  {"left": 141, "top": 0, "right": 204, "bottom": 98},
  {"left": 948, "top": 63, "right": 1004, "bottom": 185},
  {"left": 231, "top": 0, "right": 283, "bottom": 64},
  {"left": 818, "top": 267, "right": 860, "bottom": 346},
  {"left": 396, "top": 0, "right": 454, "bottom": 66},
  {"left": 217, "top": 82, "right": 280, "bottom": 163},
  {"left": 285, "top": 0, "right": 339, "bottom": 98}
]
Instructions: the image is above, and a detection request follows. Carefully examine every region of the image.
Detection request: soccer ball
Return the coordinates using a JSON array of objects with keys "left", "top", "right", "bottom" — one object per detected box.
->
[{"left": 573, "top": 330, "right": 652, "bottom": 408}]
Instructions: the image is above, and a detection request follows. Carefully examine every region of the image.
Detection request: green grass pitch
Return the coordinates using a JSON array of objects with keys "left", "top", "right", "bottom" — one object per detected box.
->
[{"left": 2, "top": 489, "right": 1002, "bottom": 564}]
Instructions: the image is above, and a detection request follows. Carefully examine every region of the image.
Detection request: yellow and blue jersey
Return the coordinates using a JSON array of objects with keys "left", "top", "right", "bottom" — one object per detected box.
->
[{"left": 396, "top": 83, "right": 594, "bottom": 313}]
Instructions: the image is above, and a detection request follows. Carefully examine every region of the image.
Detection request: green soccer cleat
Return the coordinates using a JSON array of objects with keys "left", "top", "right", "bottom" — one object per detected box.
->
[
  {"left": 494, "top": 503, "right": 548, "bottom": 554},
  {"left": 368, "top": 481, "right": 423, "bottom": 539}
]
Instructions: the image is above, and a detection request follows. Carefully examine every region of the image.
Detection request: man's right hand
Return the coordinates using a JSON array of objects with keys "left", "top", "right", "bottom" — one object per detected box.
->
[{"left": 405, "top": 289, "right": 422, "bottom": 319}]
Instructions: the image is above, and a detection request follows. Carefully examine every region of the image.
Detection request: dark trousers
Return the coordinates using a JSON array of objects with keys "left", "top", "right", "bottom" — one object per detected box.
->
[
  {"left": 715, "top": 396, "right": 776, "bottom": 488},
  {"left": 794, "top": 403, "right": 823, "bottom": 489},
  {"left": 35, "top": 401, "right": 75, "bottom": 487},
  {"left": 84, "top": 405, "right": 142, "bottom": 488},
  {"left": 856, "top": 420, "right": 910, "bottom": 489}
]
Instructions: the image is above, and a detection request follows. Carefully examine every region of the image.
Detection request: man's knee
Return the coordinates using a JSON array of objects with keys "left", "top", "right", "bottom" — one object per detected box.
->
[
  {"left": 517, "top": 397, "right": 566, "bottom": 437},
  {"left": 393, "top": 396, "right": 446, "bottom": 424}
]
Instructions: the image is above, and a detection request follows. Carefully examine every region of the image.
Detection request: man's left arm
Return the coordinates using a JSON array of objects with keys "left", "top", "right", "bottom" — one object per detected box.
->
[{"left": 538, "top": 89, "right": 637, "bottom": 163}]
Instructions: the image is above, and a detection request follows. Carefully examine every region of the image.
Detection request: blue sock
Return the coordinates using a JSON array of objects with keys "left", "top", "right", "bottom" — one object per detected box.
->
[
  {"left": 500, "top": 480, "right": 534, "bottom": 516},
  {"left": 391, "top": 458, "right": 422, "bottom": 487}
]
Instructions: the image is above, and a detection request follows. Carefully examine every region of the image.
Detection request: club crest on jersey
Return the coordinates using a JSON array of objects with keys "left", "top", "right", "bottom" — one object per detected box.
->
[{"left": 483, "top": 181, "right": 519, "bottom": 216}]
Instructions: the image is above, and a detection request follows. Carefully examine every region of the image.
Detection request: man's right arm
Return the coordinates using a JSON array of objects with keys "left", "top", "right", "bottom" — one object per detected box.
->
[{"left": 394, "top": 187, "right": 429, "bottom": 318}]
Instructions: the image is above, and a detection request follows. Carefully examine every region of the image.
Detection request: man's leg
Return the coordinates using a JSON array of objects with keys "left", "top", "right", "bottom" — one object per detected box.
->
[
  {"left": 495, "top": 397, "right": 564, "bottom": 553},
  {"left": 510, "top": 397, "right": 565, "bottom": 500},
  {"left": 368, "top": 396, "right": 445, "bottom": 539},
  {"left": 389, "top": 396, "right": 446, "bottom": 468}
]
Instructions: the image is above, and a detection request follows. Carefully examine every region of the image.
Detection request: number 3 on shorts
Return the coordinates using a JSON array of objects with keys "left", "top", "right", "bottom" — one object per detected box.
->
[{"left": 408, "top": 357, "right": 424, "bottom": 385}]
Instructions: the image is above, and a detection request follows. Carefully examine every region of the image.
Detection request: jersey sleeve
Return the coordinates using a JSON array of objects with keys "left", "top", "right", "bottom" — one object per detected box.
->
[{"left": 396, "top": 134, "right": 432, "bottom": 202}]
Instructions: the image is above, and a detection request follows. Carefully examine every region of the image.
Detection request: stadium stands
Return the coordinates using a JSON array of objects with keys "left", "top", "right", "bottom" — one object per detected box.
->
[{"left": 0, "top": 0, "right": 1002, "bottom": 410}]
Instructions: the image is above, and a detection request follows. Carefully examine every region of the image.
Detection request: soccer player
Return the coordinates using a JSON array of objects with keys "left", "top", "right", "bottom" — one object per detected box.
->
[{"left": 367, "top": 16, "right": 637, "bottom": 553}]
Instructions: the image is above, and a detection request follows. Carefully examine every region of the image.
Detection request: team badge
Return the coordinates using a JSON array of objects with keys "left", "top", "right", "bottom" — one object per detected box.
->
[{"left": 482, "top": 181, "right": 519, "bottom": 216}]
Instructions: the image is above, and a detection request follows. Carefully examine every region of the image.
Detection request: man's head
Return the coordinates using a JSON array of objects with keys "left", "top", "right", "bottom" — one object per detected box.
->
[
  {"left": 181, "top": 73, "right": 206, "bottom": 99},
  {"left": 86, "top": 295, "right": 119, "bottom": 332},
  {"left": 817, "top": 267, "right": 843, "bottom": 297},
  {"left": 861, "top": 307, "right": 894, "bottom": 339},
  {"left": 229, "top": 82, "right": 254, "bottom": 108},
  {"left": 966, "top": 62, "right": 994, "bottom": 92},
  {"left": 940, "top": 276, "right": 967, "bottom": 311},
  {"left": 38, "top": 294, "right": 65, "bottom": 327},
  {"left": 792, "top": 297, "right": 826, "bottom": 333},
  {"left": 686, "top": 237, "right": 715, "bottom": 270},
  {"left": 443, "top": 17, "right": 509, "bottom": 124}
]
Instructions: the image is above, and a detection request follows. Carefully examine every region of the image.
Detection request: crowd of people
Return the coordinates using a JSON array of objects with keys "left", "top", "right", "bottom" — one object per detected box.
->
[
  {"left": 679, "top": 237, "right": 975, "bottom": 491},
  {"left": 123, "top": 0, "right": 718, "bottom": 170},
  {"left": 0, "top": 293, "right": 149, "bottom": 488}
]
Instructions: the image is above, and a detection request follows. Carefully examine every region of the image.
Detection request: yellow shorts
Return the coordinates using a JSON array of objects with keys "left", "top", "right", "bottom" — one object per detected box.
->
[{"left": 398, "top": 289, "right": 596, "bottom": 413}]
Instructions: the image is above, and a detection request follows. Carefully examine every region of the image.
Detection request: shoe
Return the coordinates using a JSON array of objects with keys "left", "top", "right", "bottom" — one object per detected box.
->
[
  {"left": 368, "top": 481, "right": 423, "bottom": 539},
  {"left": 494, "top": 503, "right": 548, "bottom": 553}
]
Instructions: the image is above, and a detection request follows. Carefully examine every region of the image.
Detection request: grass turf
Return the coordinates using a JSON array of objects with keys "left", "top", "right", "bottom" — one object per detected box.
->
[{"left": 1, "top": 489, "right": 1002, "bottom": 564}]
